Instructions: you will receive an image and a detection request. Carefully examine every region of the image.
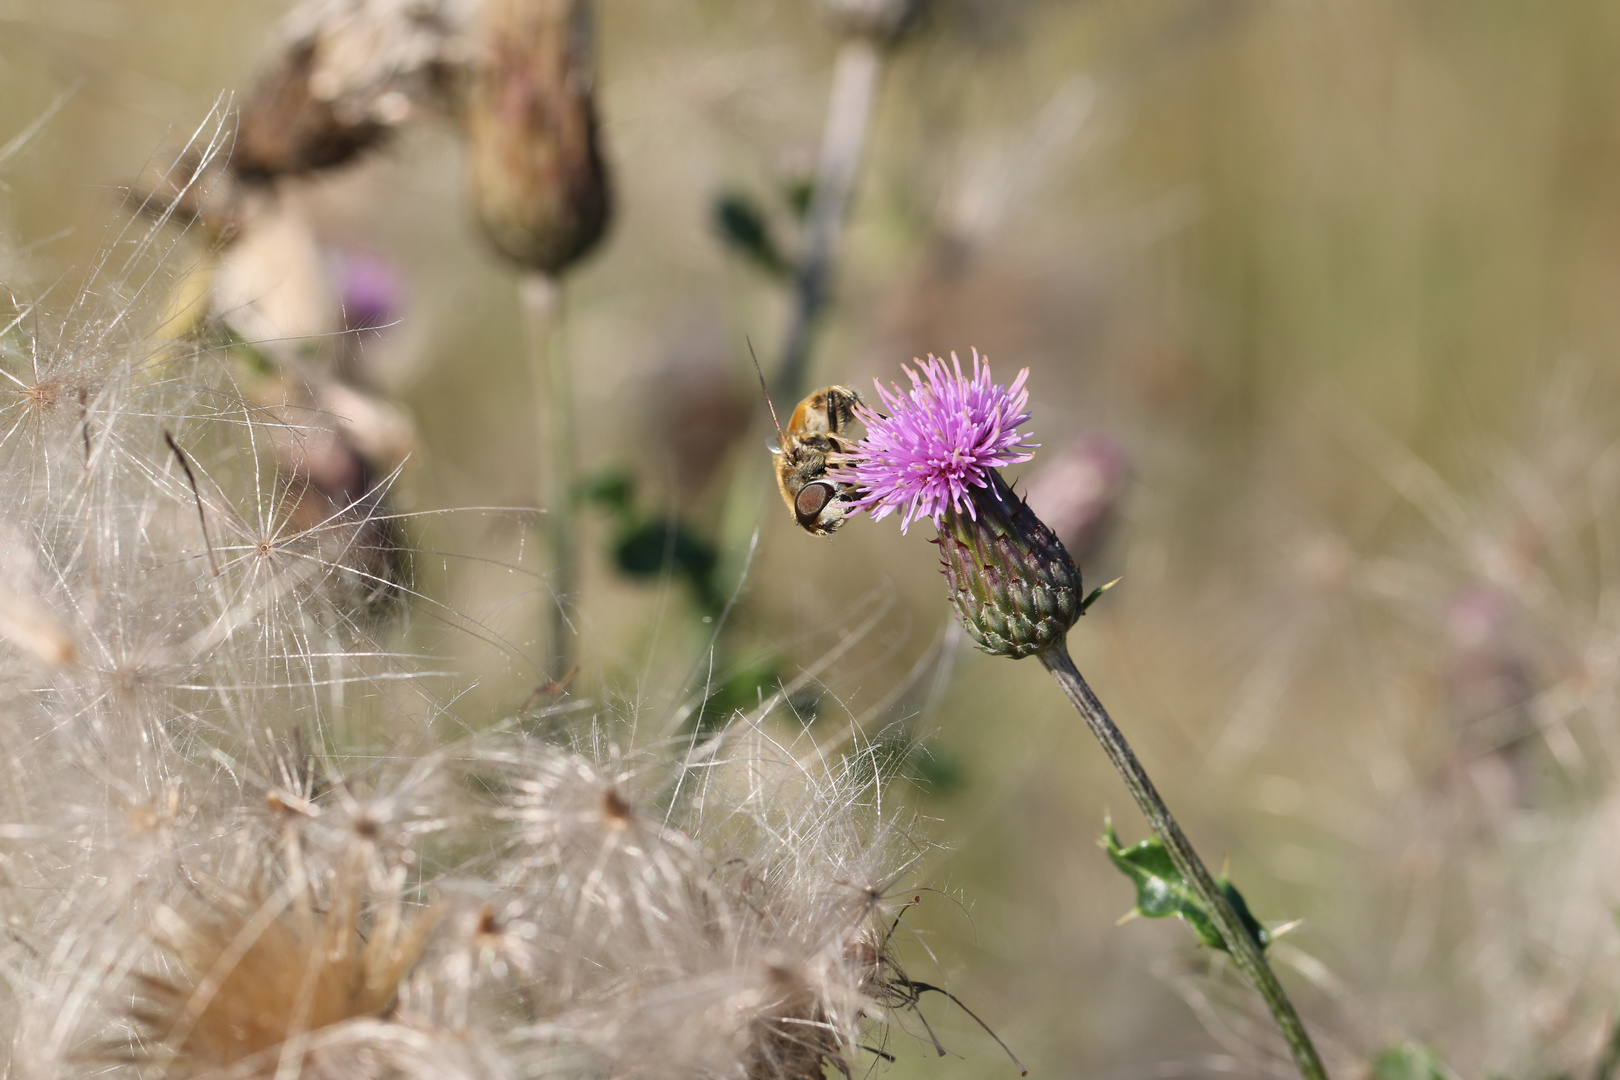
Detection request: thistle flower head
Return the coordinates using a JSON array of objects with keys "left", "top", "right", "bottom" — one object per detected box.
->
[
  {"left": 839, "top": 350, "right": 1035, "bottom": 534},
  {"left": 843, "top": 351, "right": 1082, "bottom": 658}
]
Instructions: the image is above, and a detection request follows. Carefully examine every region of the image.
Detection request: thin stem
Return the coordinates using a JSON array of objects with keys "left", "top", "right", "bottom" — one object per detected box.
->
[
  {"left": 523, "top": 271, "right": 575, "bottom": 676},
  {"left": 775, "top": 33, "right": 883, "bottom": 402},
  {"left": 1040, "top": 641, "right": 1329, "bottom": 1080},
  {"left": 715, "top": 34, "right": 885, "bottom": 595}
]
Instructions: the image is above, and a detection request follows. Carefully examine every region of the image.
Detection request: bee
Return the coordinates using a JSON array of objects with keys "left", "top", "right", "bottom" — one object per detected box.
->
[{"left": 762, "top": 380, "right": 864, "bottom": 536}]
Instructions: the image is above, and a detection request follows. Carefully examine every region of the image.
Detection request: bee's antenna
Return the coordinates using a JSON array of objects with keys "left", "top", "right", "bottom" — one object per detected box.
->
[
  {"left": 164, "top": 429, "right": 219, "bottom": 577},
  {"left": 747, "top": 337, "right": 786, "bottom": 445}
]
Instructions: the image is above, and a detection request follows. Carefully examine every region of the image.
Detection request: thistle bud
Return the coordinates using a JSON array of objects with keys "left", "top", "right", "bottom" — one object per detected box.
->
[
  {"left": 464, "top": 0, "right": 612, "bottom": 274},
  {"left": 934, "top": 468, "right": 1083, "bottom": 658}
]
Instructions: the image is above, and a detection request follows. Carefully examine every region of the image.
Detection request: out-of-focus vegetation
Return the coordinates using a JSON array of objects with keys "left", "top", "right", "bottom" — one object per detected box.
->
[{"left": 7, "top": 1, "right": 1620, "bottom": 1076}]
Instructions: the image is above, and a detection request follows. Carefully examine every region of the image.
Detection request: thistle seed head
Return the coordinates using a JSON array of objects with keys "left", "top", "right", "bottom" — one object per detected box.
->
[{"left": 129, "top": 873, "right": 439, "bottom": 1078}]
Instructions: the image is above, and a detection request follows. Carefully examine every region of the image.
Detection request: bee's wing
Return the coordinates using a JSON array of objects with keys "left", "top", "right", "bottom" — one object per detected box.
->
[{"left": 766, "top": 437, "right": 783, "bottom": 455}]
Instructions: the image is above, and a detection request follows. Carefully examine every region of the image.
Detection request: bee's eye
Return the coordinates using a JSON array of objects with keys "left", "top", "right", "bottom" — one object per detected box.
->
[{"left": 795, "top": 481, "right": 834, "bottom": 524}]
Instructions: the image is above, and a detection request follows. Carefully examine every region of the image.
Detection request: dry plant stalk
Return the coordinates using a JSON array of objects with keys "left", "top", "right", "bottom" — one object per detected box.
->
[{"left": 463, "top": 0, "right": 613, "bottom": 677}]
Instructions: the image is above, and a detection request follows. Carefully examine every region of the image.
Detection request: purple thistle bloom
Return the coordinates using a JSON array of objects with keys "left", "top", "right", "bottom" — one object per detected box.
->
[{"left": 840, "top": 349, "right": 1036, "bottom": 533}]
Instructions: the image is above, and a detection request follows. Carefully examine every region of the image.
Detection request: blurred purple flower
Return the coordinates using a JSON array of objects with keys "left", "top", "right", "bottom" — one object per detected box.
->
[
  {"left": 338, "top": 249, "right": 403, "bottom": 333},
  {"left": 1443, "top": 586, "right": 1536, "bottom": 732},
  {"left": 1441, "top": 585, "right": 1541, "bottom": 810},
  {"left": 1023, "top": 434, "right": 1130, "bottom": 564},
  {"left": 840, "top": 349, "right": 1035, "bottom": 533}
]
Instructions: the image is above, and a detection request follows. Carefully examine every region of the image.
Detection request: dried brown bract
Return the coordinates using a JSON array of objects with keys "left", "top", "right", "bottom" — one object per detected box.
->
[
  {"left": 234, "top": 40, "right": 391, "bottom": 183},
  {"left": 129, "top": 863, "right": 440, "bottom": 1078}
]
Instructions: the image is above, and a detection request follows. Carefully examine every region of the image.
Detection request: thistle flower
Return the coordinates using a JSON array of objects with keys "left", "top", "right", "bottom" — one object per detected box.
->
[
  {"left": 842, "top": 357, "right": 1329, "bottom": 1078},
  {"left": 842, "top": 350, "right": 1036, "bottom": 533},
  {"left": 839, "top": 351, "right": 1079, "bottom": 659}
]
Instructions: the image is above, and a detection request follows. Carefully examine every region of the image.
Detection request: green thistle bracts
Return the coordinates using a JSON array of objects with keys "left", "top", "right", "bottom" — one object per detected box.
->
[{"left": 933, "top": 468, "right": 1084, "bottom": 659}]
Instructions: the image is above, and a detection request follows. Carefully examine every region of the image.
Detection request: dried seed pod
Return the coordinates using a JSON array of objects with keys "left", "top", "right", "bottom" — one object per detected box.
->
[
  {"left": 234, "top": 0, "right": 476, "bottom": 182},
  {"left": 464, "top": 0, "right": 612, "bottom": 274},
  {"left": 283, "top": 0, "right": 477, "bottom": 123}
]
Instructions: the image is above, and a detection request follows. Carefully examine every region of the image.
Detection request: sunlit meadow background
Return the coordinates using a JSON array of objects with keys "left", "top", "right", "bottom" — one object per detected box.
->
[{"left": 6, "top": 1, "right": 1620, "bottom": 1076}]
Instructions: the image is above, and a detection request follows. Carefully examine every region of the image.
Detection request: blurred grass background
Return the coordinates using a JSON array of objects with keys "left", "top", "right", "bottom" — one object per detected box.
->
[{"left": 7, "top": 1, "right": 1620, "bottom": 1076}]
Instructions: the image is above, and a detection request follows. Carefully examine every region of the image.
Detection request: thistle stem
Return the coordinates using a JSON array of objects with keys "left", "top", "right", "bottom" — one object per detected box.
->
[
  {"left": 776, "top": 33, "right": 883, "bottom": 402},
  {"left": 523, "top": 271, "right": 575, "bottom": 676},
  {"left": 1040, "top": 641, "right": 1329, "bottom": 1080}
]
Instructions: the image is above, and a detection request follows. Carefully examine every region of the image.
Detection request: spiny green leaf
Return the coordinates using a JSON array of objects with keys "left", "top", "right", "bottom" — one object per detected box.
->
[
  {"left": 1369, "top": 1042, "right": 1460, "bottom": 1080},
  {"left": 1101, "top": 820, "right": 1269, "bottom": 953}
]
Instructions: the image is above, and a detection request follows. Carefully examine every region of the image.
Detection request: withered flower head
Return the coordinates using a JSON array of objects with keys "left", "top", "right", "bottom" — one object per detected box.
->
[
  {"left": 234, "top": 40, "right": 391, "bottom": 182},
  {"left": 464, "top": 0, "right": 612, "bottom": 275},
  {"left": 234, "top": 0, "right": 476, "bottom": 182}
]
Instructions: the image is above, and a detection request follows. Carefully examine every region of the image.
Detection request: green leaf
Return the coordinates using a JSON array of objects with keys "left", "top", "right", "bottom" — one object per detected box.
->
[
  {"left": 1369, "top": 1042, "right": 1460, "bottom": 1080},
  {"left": 611, "top": 518, "right": 721, "bottom": 614},
  {"left": 782, "top": 177, "right": 814, "bottom": 219},
  {"left": 910, "top": 744, "right": 963, "bottom": 795},
  {"left": 578, "top": 469, "right": 636, "bottom": 516},
  {"left": 1101, "top": 820, "right": 1269, "bottom": 953},
  {"left": 712, "top": 192, "right": 790, "bottom": 278},
  {"left": 692, "top": 658, "right": 789, "bottom": 734}
]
